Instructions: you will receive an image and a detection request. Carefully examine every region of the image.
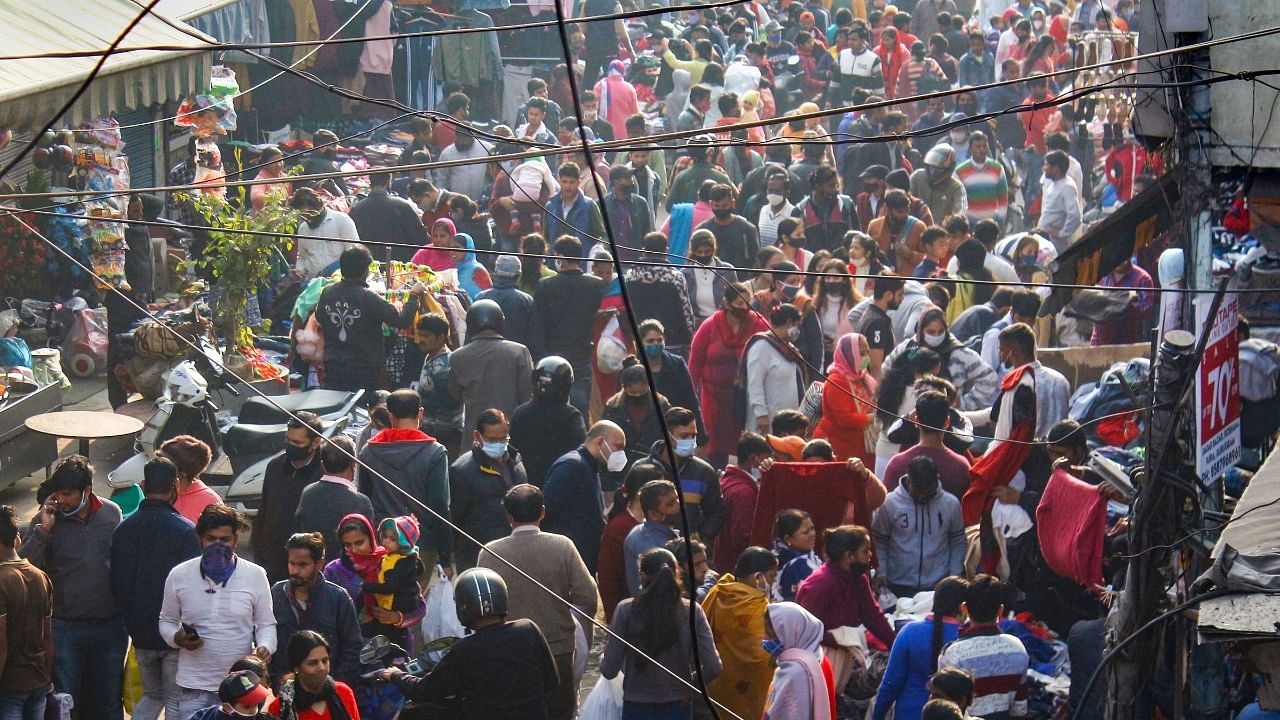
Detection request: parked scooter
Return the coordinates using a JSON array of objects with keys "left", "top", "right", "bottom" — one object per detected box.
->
[
  {"left": 108, "top": 336, "right": 365, "bottom": 512},
  {"left": 360, "top": 635, "right": 459, "bottom": 720}
]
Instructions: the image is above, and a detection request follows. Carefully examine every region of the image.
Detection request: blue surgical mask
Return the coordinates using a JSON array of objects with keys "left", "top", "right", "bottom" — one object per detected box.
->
[
  {"left": 58, "top": 491, "right": 89, "bottom": 517},
  {"left": 481, "top": 441, "right": 508, "bottom": 460},
  {"left": 643, "top": 342, "right": 665, "bottom": 358},
  {"left": 762, "top": 638, "right": 785, "bottom": 658},
  {"left": 674, "top": 437, "right": 698, "bottom": 458}
]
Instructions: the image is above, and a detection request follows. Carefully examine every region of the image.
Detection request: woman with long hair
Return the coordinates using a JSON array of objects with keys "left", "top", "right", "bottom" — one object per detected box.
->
[
  {"left": 1021, "top": 35, "right": 1057, "bottom": 80},
  {"left": 871, "top": 577, "right": 969, "bottom": 720},
  {"left": 689, "top": 282, "right": 769, "bottom": 466},
  {"left": 874, "top": 347, "right": 942, "bottom": 477},
  {"left": 813, "top": 333, "right": 879, "bottom": 466},
  {"left": 812, "top": 259, "right": 859, "bottom": 354},
  {"left": 762, "top": 602, "right": 835, "bottom": 720},
  {"left": 158, "top": 435, "right": 219, "bottom": 523},
  {"left": 846, "top": 232, "right": 886, "bottom": 297},
  {"left": 269, "top": 631, "right": 360, "bottom": 720},
  {"left": 703, "top": 547, "right": 779, "bottom": 720},
  {"left": 945, "top": 240, "right": 995, "bottom": 323},
  {"left": 599, "top": 463, "right": 669, "bottom": 622},
  {"left": 600, "top": 548, "right": 723, "bottom": 719}
]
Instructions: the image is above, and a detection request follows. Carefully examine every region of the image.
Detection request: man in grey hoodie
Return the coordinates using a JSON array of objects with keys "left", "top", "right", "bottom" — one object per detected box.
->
[
  {"left": 871, "top": 454, "right": 965, "bottom": 598},
  {"left": 358, "top": 389, "right": 454, "bottom": 578}
]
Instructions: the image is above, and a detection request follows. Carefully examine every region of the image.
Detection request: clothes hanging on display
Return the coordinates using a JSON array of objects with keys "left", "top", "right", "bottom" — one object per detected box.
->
[{"left": 432, "top": 9, "right": 505, "bottom": 120}]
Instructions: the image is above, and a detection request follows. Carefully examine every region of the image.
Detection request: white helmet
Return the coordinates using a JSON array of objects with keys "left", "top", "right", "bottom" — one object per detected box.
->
[{"left": 164, "top": 362, "right": 209, "bottom": 406}]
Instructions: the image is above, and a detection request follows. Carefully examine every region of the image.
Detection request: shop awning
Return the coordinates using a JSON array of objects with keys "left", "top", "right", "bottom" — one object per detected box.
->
[
  {"left": 0, "top": 0, "right": 213, "bottom": 132},
  {"left": 154, "top": 0, "right": 270, "bottom": 63},
  {"left": 1044, "top": 172, "right": 1181, "bottom": 315}
]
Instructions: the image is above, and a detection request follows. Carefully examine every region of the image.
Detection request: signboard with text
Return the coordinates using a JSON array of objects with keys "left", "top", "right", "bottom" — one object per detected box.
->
[{"left": 1195, "top": 294, "right": 1241, "bottom": 481}]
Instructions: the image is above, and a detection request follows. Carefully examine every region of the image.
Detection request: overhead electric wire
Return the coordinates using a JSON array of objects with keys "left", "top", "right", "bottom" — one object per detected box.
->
[
  {"left": 0, "top": 0, "right": 750, "bottom": 61},
  {"left": 11, "top": 210, "right": 750, "bottom": 720},
  {"left": 0, "top": 0, "right": 167, "bottom": 180}
]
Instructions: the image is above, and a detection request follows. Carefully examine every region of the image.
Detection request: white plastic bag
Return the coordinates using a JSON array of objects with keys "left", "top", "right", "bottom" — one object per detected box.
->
[
  {"left": 572, "top": 615, "right": 588, "bottom": 684},
  {"left": 579, "top": 671, "right": 624, "bottom": 720},
  {"left": 420, "top": 565, "right": 465, "bottom": 642}
]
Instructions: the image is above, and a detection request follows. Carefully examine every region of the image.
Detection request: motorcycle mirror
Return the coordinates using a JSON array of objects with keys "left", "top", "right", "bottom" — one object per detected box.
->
[{"left": 359, "top": 636, "right": 392, "bottom": 665}]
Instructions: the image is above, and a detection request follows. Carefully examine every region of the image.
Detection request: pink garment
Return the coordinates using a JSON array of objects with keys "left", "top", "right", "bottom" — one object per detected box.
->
[
  {"left": 174, "top": 479, "right": 223, "bottom": 524},
  {"left": 410, "top": 245, "right": 457, "bottom": 270},
  {"left": 829, "top": 332, "right": 877, "bottom": 396},
  {"left": 595, "top": 67, "right": 639, "bottom": 141},
  {"left": 359, "top": 2, "right": 394, "bottom": 75},
  {"left": 1036, "top": 467, "right": 1108, "bottom": 588}
]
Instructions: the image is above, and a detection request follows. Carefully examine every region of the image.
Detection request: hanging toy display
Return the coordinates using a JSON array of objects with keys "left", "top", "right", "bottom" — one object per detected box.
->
[{"left": 175, "top": 65, "right": 239, "bottom": 137}]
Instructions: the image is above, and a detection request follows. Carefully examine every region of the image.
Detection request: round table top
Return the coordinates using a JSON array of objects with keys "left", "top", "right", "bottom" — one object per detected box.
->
[{"left": 25, "top": 410, "right": 144, "bottom": 440}]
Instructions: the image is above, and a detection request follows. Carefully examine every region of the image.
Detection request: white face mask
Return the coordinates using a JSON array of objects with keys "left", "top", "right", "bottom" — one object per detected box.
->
[
  {"left": 923, "top": 331, "right": 946, "bottom": 347},
  {"left": 603, "top": 439, "right": 628, "bottom": 472},
  {"left": 950, "top": 131, "right": 968, "bottom": 145},
  {"left": 787, "top": 326, "right": 801, "bottom": 341},
  {"left": 767, "top": 193, "right": 785, "bottom": 207}
]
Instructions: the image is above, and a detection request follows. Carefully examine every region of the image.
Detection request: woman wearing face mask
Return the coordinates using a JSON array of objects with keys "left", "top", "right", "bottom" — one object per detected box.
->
[
  {"left": 813, "top": 332, "right": 879, "bottom": 467},
  {"left": 702, "top": 547, "right": 779, "bottom": 720},
  {"left": 794, "top": 526, "right": 896, "bottom": 694},
  {"left": 158, "top": 435, "right": 221, "bottom": 523},
  {"left": 871, "top": 576, "right": 968, "bottom": 720},
  {"left": 873, "top": 346, "right": 942, "bottom": 468},
  {"left": 600, "top": 548, "right": 722, "bottom": 720},
  {"left": 602, "top": 361, "right": 673, "bottom": 457},
  {"left": 689, "top": 282, "right": 769, "bottom": 466},
  {"left": 945, "top": 239, "right": 996, "bottom": 323},
  {"left": 761, "top": 602, "right": 836, "bottom": 720},
  {"left": 638, "top": 320, "right": 705, "bottom": 441},
  {"left": 845, "top": 232, "right": 886, "bottom": 297},
  {"left": 743, "top": 304, "right": 808, "bottom": 435},
  {"left": 881, "top": 307, "right": 998, "bottom": 412},
  {"left": 813, "top": 259, "right": 859, "bottom": 353},
  {"left": 773, "top": 509, "right": 821, "bottom": 602},
  {"left": 269, "top": 631, "right": 358, "bottom": 720}
]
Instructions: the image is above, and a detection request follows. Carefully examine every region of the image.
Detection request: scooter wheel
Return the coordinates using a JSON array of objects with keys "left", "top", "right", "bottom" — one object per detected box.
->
[{"left": 68, "top": 352, "right": 97, "bottom": 378}]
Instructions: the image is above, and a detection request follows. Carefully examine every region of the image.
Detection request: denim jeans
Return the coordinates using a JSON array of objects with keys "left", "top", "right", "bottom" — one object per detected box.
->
[
  {"left": 177, "top": 688, "right": 220, "bottom": 720},
  {"left": 132, "top": 649, "right": 180, "bottom": 720},
  {"left": 52, "top": 618, "right": 128, "bottom": 720},
  {"left": 622, "top": 700, "right": 692, "bottom": 720},
  {"left": 0, "top": 690, "right": 47, "bottom": 720},
  {"left": 569, "top": 362, "right": 592, "bottom": 420}
]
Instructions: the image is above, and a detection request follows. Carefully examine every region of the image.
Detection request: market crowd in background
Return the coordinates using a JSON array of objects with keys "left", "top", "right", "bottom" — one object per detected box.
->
[{"left": 11, "top": 0, "right": 1280, "bottom": 718}]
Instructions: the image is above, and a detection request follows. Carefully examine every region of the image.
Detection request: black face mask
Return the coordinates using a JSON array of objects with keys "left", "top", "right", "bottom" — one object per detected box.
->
[
  {"left": 692, "top": 254, "right": 714, "bottom": 265},
  {"left": 713, "top": 208, "right": 734, "bottom": 220},
  {"left": 284, "top": 444, "right": 313, "bottom": 463}
]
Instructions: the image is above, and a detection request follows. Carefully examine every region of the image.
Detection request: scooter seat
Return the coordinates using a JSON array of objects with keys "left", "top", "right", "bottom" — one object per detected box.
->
[
  {"left": 223, "top": 423, "right": 288, "bottom": 458},
  {"left": 237, "top": 390, "right": 355, "bottom": 425}
]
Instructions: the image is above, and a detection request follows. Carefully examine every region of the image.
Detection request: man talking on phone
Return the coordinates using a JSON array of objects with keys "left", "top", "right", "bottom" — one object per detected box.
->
[{"left": 159, "top": 505, "right": 276, "bottom": 720}]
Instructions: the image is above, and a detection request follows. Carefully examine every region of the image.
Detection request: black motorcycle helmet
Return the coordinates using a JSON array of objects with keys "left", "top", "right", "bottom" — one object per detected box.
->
[
  {"left": 454, "top": 567, "right": 509, "bottom": 627},
  {"left": 532, "top": 355, "right": 574, "bottom": 402},
  {"left": 466, "top": 299, "right": 505, "bottom": 334}
]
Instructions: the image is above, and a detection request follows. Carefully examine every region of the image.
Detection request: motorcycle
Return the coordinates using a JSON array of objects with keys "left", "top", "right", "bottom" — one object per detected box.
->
[
  {"left": 107, "top": 335, "right": 366, "bottom": 513},
  {"left": 360, "top": 635, "right": 459, "bottom": 720}
]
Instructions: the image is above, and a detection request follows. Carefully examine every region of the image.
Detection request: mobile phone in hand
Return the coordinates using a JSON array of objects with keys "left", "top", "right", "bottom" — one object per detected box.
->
[{"left": 181, "top": 623, "right": 199, "bottom": 640}]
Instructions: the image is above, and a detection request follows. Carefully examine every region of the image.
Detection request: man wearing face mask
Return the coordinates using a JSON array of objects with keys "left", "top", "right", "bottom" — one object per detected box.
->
[
  {"left": 291, "top": 188, "right": 359, "bottom": 280},
  {"left": 855, "top": 164, "right": 890, "bottom": 230},
  {"left": 477, "top": 484, "right": 597, "bottom": 720},
  {"left": 602, "top": 165, "right": 653, "bottom": 261},
  {"left": 714, "top": 432, "right": 773, "bottom": 574},
  {"left": 873, "top": 454, "right": 965, "bottom": 602},
  {"left": 188, "top": 670, "right": 271, "bottom": 720},
  {"left": 979, "top": 288, "right": 1042, "bottom": 373},
  {"left": 160, "top": 505, "right": 275, "bottom": 720},
  {"left": 645, "top": 407, "right": 725, "bottom": 552},
  {"left": 252, "top": 412, "right": 325, "bottom": 584},
  {"left": 23, "top": 456, "right": 126, "bottom": 720},
  {"left": 449, "top": 410, "right": 529, "bottom": 571},
  {"left": 622, "top": 480, "right": 682, "bottom": 595},
  {"left": 543, "top": 420, "right": 628, "bottom": 574},
  {"left": 744, "top": 304, "right": 807, "bottom": 435},
  {"left": 793, "top": 166, "right": 858, "bottom": 255},
  {"left": 695, "top": 183, "right": 759, "bottom": 278},
  {"left": 756, "top": 171, "right": 796, "bottom": 248}
]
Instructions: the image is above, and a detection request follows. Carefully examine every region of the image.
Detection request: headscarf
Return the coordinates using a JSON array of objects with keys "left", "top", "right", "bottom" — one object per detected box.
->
[
  {"left": 1157, "top": 248, "right": 1185, "bottom": 287},
  {"left": 452, "top": 232, "right": 487, "bottom": 299},
  {"left": 829, "top": 332, "right": 877, "bottom": 395},
  {"left": 338, "top": 513, "right": 385, "bottom": 582},
  {"left": 703, "top": 573, "right": 775, "bottom": 720},
  {"left": 411, "top": 218, "right": 460, "bottom": 271},
  {"left": 763, "top": 602, "right": 832, "bottom": 720},
  {"left": 914, "top": 306, "right": 961, "bottom": 356}
]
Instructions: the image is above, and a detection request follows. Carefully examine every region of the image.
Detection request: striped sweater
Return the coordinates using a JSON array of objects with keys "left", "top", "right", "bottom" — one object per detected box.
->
[
  {"left": 955, "top": 158, "right": 1009, "bottom": 222},
  {"left": 938, "top": 625, "right": 1029, "bottom": 719}
]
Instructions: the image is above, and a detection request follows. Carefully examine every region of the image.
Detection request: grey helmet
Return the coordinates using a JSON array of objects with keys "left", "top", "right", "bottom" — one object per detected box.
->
[
  {"left": 454, "top": 567, "right": 509, "bottom": 626},
  {"left": 466, "top": 299, "right": 505, "bottom": 334}
]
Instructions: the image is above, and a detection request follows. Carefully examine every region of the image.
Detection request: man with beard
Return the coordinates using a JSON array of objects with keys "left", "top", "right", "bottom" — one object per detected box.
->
[
  {"left": 855, "top": 274, "right": 905, "bottom": 379},
  {"left": 291, "top": 188, "right": 360, "bottom": 280},
  {"left": 793, "top": 166, "right": 858, "bottom": 254},
  {"left": 868, "top": 189, "right": 928, "bottom": 275},
  {"left": 269, "top": 532, "right": 362, "bottom": 686}
]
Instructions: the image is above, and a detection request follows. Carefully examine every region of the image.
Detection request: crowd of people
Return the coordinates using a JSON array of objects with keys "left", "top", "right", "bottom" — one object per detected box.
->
[{"left": 4, "top": 0, "right": 1196, "bottom": 719}]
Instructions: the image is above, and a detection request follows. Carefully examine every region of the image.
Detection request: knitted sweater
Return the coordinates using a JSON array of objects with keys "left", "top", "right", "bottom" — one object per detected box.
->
[{"left": 938, "top": 625, "right": 1029, "bottom": 719}]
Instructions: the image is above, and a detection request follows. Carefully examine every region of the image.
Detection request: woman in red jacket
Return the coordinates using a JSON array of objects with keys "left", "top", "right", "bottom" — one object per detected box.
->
[
  {"left": 814, "top": 332, "right": 879, "bottom": 467},
  {"left": 689, "top": 282, "right": 768, "bottom": 466}
]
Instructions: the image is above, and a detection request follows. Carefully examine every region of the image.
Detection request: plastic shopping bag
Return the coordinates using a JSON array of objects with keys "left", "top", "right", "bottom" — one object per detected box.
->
[
  {"left": 421, "top": 565, "right": 466, "bottom": 642},
  {"left": 123, "top": 646, "right": 143, "bottom": 713},
  {"left": 579, "top": 671, "right": 624, "bottom": 720}
]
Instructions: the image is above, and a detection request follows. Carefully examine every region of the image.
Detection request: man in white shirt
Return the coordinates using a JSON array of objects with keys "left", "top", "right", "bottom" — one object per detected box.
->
[
  {"left": 160, "top": 505, "right": 276, "bottom": 720},
  {"left": 757, "top": 171, "right": 796, "bottom": 247},
  {"left": 291, "top": 188, "right": 359, "bottom": 280},
  {"left": 436, "top": 133, "right": 493, "bottom": 201},
  {"left": 1037, "top": 150, "right": 1082, "bottom": 250}
]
